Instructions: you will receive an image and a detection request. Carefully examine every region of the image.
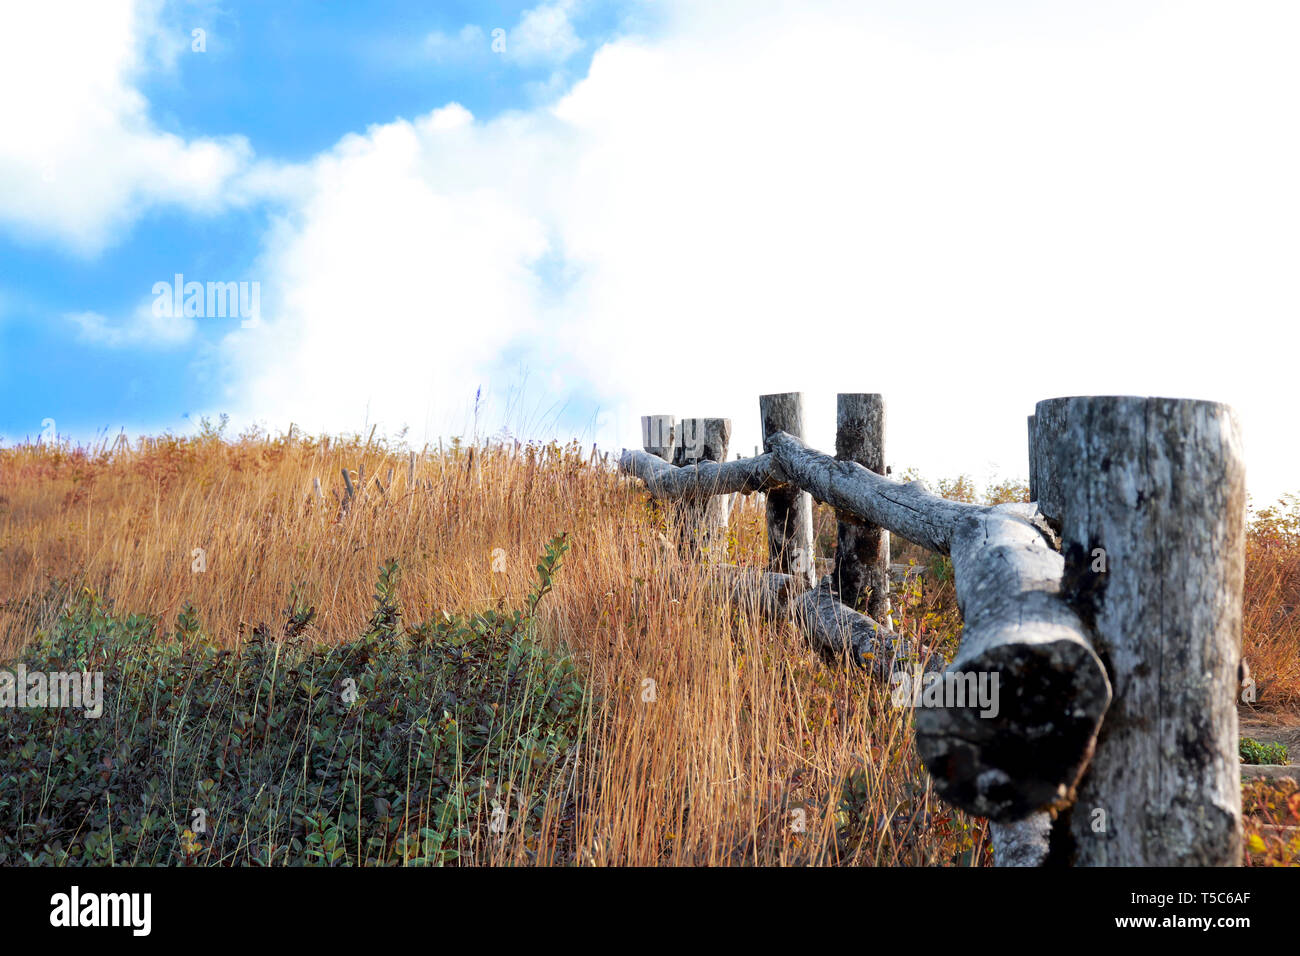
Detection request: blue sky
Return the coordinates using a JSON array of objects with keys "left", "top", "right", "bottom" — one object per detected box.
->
[
  {"left": 1, "top": 0, "right": 648, "bottom": 447},
  {"left": 137, "top": 1, "right": 647, "bottom": 160},
  {"left": 1, "top": 1, "right": 1297, "bottom": 502}
]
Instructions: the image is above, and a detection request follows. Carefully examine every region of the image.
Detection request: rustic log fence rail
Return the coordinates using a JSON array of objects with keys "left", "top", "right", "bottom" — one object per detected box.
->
[{"left": 619, "top": 392, "right": 1247, "bottom": 868}]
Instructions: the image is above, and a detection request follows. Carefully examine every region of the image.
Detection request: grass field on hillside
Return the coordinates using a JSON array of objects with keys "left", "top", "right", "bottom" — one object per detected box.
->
[{"left": 1, "top": 429, "right": 1297, "bottom": 865}]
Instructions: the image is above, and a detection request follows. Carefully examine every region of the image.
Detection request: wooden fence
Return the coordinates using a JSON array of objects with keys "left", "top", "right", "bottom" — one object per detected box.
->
[{"left": 620, "top": 392, "right": 1247, "bottom": 867}]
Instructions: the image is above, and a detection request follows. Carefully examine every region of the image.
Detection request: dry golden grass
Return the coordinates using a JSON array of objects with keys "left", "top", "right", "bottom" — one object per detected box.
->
[
  {"left": 0, "top": 432, "right": 982, "bottom": 865},
  {"left": 1, "top": 432, "right": 1295, "bottom": 865},
  {"left": 1241, "top": 496, "right": 1300, "bottom": 713}
]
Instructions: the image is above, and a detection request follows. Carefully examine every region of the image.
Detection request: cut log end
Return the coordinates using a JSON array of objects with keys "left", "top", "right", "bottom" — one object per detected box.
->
[{"left": 913, "top": 637, "right": 1110, "bottom": 821}]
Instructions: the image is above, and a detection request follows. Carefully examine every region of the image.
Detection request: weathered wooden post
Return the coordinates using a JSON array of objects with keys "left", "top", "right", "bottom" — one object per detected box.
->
[
  {"left": 1037, "top": 396, "right": 1246, "bottom": 866},
  {"left": 674, "top": 417, "right": 730, "bottom": 468},
  {"left": 701, "top": 418, "right": 733, "bottom": 543},
  {"left": 759, "top": 393, "right": 816, "bottom": 589},
  {"left": 673, "top": 417, "right": 732, "bottom": 552},
  {"left": 1026, "top": 414, "right": 1038, "bottom": 501},
  {"left": 833, "top": 394, "right": 890, "bottom": 618},
  {"left": 672, "top": 417, "right": 695, "bottom": 466},
  {"left": 641, "top": 415, "right": 676, "bottom": 461},
  {"left": 1030, "top": 401, "right": 1066, "bottom": 523},
  {"left": 640, "top": 414, "right": 677, "bottom": 542}
]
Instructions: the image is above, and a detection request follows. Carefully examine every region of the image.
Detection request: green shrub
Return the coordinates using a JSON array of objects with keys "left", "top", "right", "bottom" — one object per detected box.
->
[
  {"left": 1240, "top": 736, "right": 1289, "bottom": 765},
  {"left": 0, "top": 534, "right": 586, "bottom": 865}
]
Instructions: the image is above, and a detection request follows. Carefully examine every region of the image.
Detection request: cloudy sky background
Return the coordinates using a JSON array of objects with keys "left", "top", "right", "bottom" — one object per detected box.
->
[{"left": 1, "top": 0, "right": 1296, "bottom": 503}]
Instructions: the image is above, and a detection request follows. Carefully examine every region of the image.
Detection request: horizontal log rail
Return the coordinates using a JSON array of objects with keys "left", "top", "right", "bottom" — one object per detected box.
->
[
  {"left": 618, "top": 448, "right": 781, "bottom": 499},
  {"left": 694, "top": 565, "right": 943, "bottom": 677},
  {"left": 764, "top": 431, "right": 1112, "bottom": 822},
  {"left": 624, "top": 429, "right": 1112, "bottom": 822}
]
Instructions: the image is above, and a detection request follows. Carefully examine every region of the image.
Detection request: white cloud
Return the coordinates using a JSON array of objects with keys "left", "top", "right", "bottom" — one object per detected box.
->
[
  {"left": 416, "top": 2, "right": 584, "bottom": 68},
  {"left": 421, "top": 24, "right": 488, "bottom": 63},
  {"left": 215, "top": 104, "right": 557, "bottom": 439},
  {"left": 0, "top": 0, "right": 252, "bottom": 255},
  {"left": 65, "top": 305, "right": 196, "bottom": 349},
  {"left": 507, "top": 0, "right": 584, "bottom": 65},
  {"left": 203, "top": 0, "right": 1298, "bottom": 501}
]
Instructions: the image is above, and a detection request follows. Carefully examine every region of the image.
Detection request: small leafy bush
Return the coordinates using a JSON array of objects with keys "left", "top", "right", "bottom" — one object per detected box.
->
[
  {"left": 0, "top": 534, "right": 585, "bottom": 865},
  {"left": 1240, "top": 736, "right": 1289, "bottom": 765}
]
